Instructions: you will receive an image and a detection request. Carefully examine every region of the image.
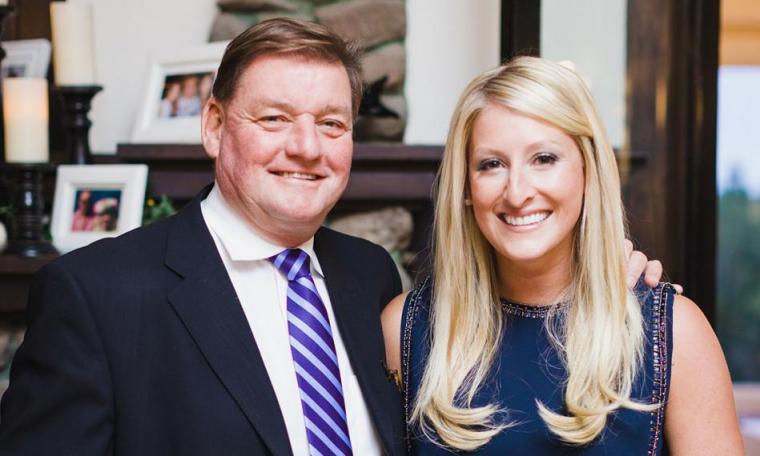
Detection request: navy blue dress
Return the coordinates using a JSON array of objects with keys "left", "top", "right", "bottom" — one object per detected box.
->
[{"left": 401, "top": 278, "right": 675, "bottom": 455}]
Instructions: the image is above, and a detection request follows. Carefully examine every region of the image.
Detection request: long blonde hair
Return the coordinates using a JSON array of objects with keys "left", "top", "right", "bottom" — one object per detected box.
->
[{"left": 413, "top": 56, "right": 655, "bottom": 449}]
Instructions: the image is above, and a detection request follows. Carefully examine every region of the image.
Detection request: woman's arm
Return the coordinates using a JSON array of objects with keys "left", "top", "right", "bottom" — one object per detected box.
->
[
  {"left": 665, "top": 295, "right": 744, "bottom": 454},
  {"left": 381, "top": 292, "right": 409, "bottom": 375}
]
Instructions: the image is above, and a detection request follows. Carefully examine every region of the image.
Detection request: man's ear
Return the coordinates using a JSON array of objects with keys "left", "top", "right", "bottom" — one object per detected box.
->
[{"left": 202, "top": 97, "right": 224, "bottom": 159}]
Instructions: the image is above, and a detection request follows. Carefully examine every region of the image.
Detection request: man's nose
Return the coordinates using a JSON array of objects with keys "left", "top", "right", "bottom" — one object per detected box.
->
[
  {"left": 285, "top": 119, "right": 321, "bottom": 161},
  {"left": 502, "top": 168, "right": 535, "bottom": 207}
]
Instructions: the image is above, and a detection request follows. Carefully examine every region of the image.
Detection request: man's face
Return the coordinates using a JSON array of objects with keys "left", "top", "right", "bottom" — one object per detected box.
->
[
  {"left": 182, "top": 77, "right": 199, "bottom": 97},
  {"left": 202, "top": 54, "right": 353, "bottom": 246}
]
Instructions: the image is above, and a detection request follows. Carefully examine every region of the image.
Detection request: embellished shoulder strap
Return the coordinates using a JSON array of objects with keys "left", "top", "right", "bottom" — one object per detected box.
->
[
  {"left": 647, "top": 282, "right": 676, "bottom": 456},
  {"left": 400, "top": 276, "right": 432, "bottom": 453}
]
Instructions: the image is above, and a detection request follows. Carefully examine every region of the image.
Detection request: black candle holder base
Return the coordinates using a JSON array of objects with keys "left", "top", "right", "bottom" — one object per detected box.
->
[
  {"left": 5, "top": 239, "right": 58, "bottom": 258},
  {"left": 57, "top": 85, "right": 103, "bottom": 165},
  {"left": 2, "top": 164, "right": 58, "bottom": 258}
]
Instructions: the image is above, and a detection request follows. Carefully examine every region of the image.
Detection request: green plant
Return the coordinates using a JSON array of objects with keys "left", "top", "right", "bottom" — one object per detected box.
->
[{"left": 142, "top": 195, "right": 177, "bottom": 226}]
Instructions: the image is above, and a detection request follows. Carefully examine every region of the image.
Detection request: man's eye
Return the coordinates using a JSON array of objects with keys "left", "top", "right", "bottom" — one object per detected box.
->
[
  {"left": 261, "top": 115, "right": 285, "bottom": 123},
  {"left": 319, "top": 119, "right": 348, "bottom": 135},
  {"left": 477, "top": 159, "right": 502, "bottom": 171},
  {"left": 535, "top": 153, "right": 558, "bottom": 165}
]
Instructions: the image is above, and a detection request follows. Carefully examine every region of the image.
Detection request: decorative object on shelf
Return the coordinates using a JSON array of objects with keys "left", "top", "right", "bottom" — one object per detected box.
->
[
  {"left": 2, "top": 78, "right": 49, "bottom": 163},
  {"left": 358, "top": 77, "right": 399, "bottom": 119},
  {"left": 51, "top": 164, "right": 148, "bottom": 254},
  {"left": 0, "top": 204, "right": 10, "bottom": 254},
  {"left": 2, "top": 164, "right": 57, "bottom": 257},
  {"left": 131, "top": 41, "right": 228, "bottom": 144},
  {"left": 57, "top": 85, "right": 103, "bottom": 164},
  {"left": 0, "top": 217, "right": 7, "bottom": 253},
  {"left": 49, "top": 1, "right": 96, "bottom": 86},
  {"left": 143, "top": 194, "right": 177, "bottom": 226},
  {"left": 354, "top": 76, "right": 406, "bottom": 141},
  {"left": 1, "top": 39, "right": 52, "bottom": 79}
]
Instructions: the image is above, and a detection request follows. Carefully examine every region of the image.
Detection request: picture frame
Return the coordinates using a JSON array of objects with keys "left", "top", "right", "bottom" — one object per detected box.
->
[
  {"left": 1, "top": 39, "right": 52, "bottom": 79},
  {"left": 51, "top": 164, "right": 148, "bottom": 254},
  {"left": 131, "top": 41, "right": 229, "bottom": 143}
]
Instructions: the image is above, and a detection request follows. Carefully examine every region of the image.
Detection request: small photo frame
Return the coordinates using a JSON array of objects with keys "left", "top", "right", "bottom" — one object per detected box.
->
[
  {"left": 131, "top": 41, "right": 229, "bottom": 143},
  {"left": 51, "top": 164, "right": 148, "bottom": 254},
  {"left": 1, "top": 39, "right": 52, "bottom": 78}
]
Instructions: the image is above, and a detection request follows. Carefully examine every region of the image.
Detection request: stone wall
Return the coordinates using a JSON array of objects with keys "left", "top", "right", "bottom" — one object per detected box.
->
[{"left": 209, "top": 0, "right": 408, "bottom": 142}]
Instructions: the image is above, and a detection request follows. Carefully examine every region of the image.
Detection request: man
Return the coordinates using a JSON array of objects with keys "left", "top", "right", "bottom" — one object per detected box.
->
[
  {"left": 0, "top": 18, "right": 660, "bottom": 455},
  {"left": 1, "top": 19, "right": 401, "bottom": 455}
]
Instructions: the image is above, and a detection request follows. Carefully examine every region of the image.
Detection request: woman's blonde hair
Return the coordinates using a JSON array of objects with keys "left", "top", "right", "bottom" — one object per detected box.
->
[{"left": 413, "top": 56, "right": 655, "bottom": 449}]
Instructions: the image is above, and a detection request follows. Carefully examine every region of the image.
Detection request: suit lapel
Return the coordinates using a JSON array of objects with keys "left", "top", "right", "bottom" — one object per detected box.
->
[
  {"left": 165, "top": 189, "right": 292, "bottom": 455},
  {"left": 315, "top": 230, "right": 396, "bottom": 454}
]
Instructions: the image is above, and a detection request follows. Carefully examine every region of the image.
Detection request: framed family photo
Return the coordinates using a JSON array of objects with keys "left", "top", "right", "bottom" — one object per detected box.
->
[
  {"left": 1, "top": 39, "right": 52, "bottom": 78},
  {"left": 131, "top": 41, "right": 229, "bottom": 143},
  {"left": 51, "top": 165, "right": 148, "bottom": 254}
]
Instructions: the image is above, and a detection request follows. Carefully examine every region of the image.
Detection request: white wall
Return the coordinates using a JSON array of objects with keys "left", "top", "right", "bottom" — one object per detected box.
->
[
  {"left": 404, "top": 0, "right": 501, "bottom": 144},
  {"left": 540, "top": 0, "right": 627, "bottom": 148},
  {"left": 80, "top": 0, "right": 500, "bottom": 152},
  {"left": 80, "top": 0, "right": 217, "bottom": 153}
]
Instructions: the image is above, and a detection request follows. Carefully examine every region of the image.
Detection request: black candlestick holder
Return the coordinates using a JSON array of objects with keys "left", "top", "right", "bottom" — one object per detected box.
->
[
  {"left": 3, "top": 164, "right": 58, "bottom": 257},
  {"left": 57, "top": 85, "right": 103, "bottom": 164},
  {"left": 0, "top": 6, "right": 15, "bottom": 64}
]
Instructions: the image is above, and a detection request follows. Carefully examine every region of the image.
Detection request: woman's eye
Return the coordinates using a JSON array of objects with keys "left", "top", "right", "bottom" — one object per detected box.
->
[
  {"left": 477, "top": 158, "right": 502, "bottom": 171},
  {"left": 535, "top": 153, "right": 558, "bottom": 165}
]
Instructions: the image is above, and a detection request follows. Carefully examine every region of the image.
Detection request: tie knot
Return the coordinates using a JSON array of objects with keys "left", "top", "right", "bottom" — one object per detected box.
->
[{"left": 269, "top": 248, "right": 311, "bottom": 281}]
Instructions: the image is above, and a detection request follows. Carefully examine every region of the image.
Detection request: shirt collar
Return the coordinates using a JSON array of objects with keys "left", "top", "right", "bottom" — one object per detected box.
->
[{"left": 201, "top": 183, "right": 324, "bottom": 278}]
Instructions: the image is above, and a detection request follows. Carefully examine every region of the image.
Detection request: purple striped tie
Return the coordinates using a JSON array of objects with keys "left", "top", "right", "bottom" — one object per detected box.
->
[{"left": 270, "top": 249, "right": 353, "bottom": 456}]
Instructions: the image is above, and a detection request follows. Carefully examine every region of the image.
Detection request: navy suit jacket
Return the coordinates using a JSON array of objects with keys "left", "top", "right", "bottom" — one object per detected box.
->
[{"left": 0, "top": 188, "right": 404, "bottom": 455}]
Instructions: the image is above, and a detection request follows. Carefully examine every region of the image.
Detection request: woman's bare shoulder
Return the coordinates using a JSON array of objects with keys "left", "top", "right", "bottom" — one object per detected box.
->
[
  {"left": 381, "top": 291, "right": 409, "bottom": 373},
  {"left": 665, "top": 294, "right": 744, "bottom": 454}
]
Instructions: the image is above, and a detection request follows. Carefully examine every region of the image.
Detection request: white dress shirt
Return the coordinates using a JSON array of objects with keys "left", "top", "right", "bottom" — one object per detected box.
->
[{"left": 201, "top": 185, "right": 382, "bottom": 455}]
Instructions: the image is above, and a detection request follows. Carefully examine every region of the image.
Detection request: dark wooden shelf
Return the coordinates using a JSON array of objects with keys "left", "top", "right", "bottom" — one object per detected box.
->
[
  {"left": 0, "top": 254, "right": 57, "bottom": 275},
  {"left": 117, "top": 142, "right": 443, "bottom": 163},
  {"left": 1, "top": 142, "right": 444, "bottom": 313},
  {"left": 115, "top": 143, "right": 444, "bottom": 203},
  {"left": 0, "top": 254, "right": 58, "bottom": 312},
  {"left": 117, "top": 143, "right": 208, "bottom": 161}
]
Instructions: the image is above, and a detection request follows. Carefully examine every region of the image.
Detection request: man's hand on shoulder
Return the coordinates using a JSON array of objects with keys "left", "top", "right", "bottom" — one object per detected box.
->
[{"left": 624, "top": 239, "right": 682, "bottom": 292}]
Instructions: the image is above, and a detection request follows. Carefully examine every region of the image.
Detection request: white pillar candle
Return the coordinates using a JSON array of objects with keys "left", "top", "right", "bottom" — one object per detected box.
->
[
  {"left": 50, "top": 2, "right": 96, "bottom": 86},
  {"left": 3, "top": 78, "right": 49, "bottom": 163}
]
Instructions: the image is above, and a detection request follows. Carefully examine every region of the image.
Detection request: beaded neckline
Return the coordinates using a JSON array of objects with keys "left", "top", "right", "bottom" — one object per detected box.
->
[{"left": 499, "top": 298, "right": 567, "bottom": 319}]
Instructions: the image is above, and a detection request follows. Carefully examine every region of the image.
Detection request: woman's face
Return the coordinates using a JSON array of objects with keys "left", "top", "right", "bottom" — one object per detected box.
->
[{"left": 467, "top": 103, "right": 585, "bottom": 272}]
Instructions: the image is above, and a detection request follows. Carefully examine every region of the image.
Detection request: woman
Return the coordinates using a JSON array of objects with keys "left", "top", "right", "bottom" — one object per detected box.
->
[
  {"left": 158, "top": 81, "right": 180, "bottom": 119},
  {"left": 71, "top": 190, "right": 95, "bottom": 232},
  {"left": 382, "top": 57, "right": 742, "bottom": 454}
]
